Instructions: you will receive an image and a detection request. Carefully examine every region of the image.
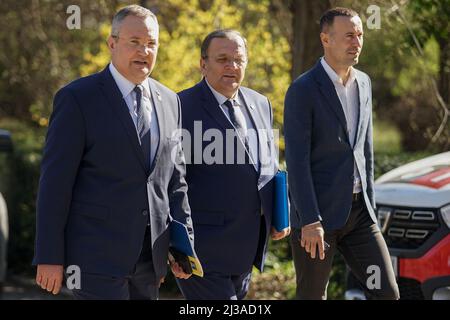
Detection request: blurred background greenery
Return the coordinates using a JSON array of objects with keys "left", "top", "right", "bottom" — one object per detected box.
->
[{"left": 0, "top": 0, "right": 448, "bottom": 299}]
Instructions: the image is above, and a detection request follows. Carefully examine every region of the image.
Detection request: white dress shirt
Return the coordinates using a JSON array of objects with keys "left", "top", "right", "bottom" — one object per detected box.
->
[
  {"left": 321, "top": 57, "right": 362, "bottom": 193},
  {"left": 109, "top": 62, "right": 159, "bottom": 165},
  {"left": 205, "top": 79, "right": 259, "bottom": 170}
]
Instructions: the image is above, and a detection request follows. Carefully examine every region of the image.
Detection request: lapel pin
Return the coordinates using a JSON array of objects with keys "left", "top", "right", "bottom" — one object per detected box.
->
[
  {"left": 156, "top": 91, "right": 162, "bottom": 101},
  {"left": 249, "top": 104, "right": 255, "bottom": 110}
]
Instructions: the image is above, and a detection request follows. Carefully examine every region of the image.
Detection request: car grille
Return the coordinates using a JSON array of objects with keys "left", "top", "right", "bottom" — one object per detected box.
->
[
  {"left": 377, "top": 206, "right": 440, "bottom": 249},
  {"left": 398, "top": 277, "right": 424, "bottom": 300}
]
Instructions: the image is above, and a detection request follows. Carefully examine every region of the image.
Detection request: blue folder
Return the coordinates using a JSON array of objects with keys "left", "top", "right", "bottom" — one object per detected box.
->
[
  {"left": 170, "top": 220, "right": 204, "bottom": 277},
  {"left": 272, "top": 171, "right": 290, "bottom": 232}
]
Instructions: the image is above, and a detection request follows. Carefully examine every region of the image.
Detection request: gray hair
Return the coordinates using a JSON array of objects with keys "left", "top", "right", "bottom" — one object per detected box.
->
[
  {"left": 200, "top": 29, "right": 248, "bottom": 59},
  {"left": 111, "top": 5, "right": 158, "bottom": 37}
]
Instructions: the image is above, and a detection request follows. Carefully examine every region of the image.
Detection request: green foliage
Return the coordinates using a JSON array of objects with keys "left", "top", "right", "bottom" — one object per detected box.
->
[
  {"left": 355, "top": 0, "right": 449, "bottom": 151},
  {"left": 0, "top": 0, "right": 119, "bottom": 125},
  {"left": 247, "top": 260, "right": 296, "bottom": 300},
  {"left": 373, "top": 120, "right": 402, "bottom": 155},
  {"left": 408, "top": 0, "right": 450, "bottom": 48}
]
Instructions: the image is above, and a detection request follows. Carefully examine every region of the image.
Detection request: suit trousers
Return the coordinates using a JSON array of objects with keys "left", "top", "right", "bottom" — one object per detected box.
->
[
  {"left": 290, "top": 197, "right": 400, "bottom": 300},
  {"left": 176, "top": 268, "right": 253, "bottom": 300},
  {"left": 71, "top": 226, "right": 158, "bottom": 300}
]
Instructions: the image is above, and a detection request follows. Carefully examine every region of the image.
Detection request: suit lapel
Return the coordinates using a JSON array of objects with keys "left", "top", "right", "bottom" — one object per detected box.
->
[
  {"left": 239, "top": 89, "right": 277, "bottom": 190},
  {"left": 148, "top": 78, "right": 163, "bottom": 175},
  {"left": 99, "top": 66, "right": 147, "bottom": 173},
  {"left": 354, "top": 72, "right": 368, "bottom": 147},
  {"left": 314, "top": 62, "right": 350, "bottom": 143},
  {"left": 238, "top": 89, "right": 262, "bottom": 172},
  {"left": 199, "top": 79, "right": 235, "bottom": 131}
]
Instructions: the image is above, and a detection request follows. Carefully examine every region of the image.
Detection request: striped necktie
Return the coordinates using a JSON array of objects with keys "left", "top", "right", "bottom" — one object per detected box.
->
[{"left": 134, "top": 85, "right": 151, "bottom": 172}]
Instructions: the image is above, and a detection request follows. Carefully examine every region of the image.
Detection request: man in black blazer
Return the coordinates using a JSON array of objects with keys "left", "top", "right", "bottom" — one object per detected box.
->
[
  {"left": 33, "top": 5, "right": 192, "bottom": 299},
  {"left": 284, "top": 8, "right": 399, "bottom": 299},
  {"left": 176, "top": 29, "right": 289, "bottom": 300}
]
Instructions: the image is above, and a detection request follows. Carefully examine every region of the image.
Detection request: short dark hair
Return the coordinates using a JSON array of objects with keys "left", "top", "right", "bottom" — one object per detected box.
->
[
  {"left": 319, "top": 7, "right": 359, "bottom": 33},
  {"left": 200, "top": 29, "right": 248, "bottom": 59}
]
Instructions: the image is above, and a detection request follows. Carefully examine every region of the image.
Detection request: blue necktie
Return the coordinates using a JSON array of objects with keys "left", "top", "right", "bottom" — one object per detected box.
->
[{"left": 134, "top": 85, "right": 151, "bottom": 172}]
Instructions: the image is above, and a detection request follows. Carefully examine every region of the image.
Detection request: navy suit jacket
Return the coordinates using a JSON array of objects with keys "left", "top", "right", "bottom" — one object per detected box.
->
[
  {"left": 179, "top": 80, "right": 278, "bottom": 274},
  {"left": 33, "top": 66, "right": 192, "bottom": 281},
  {"left": 284, "top": 61, "right": 376, "bottom": 231}
]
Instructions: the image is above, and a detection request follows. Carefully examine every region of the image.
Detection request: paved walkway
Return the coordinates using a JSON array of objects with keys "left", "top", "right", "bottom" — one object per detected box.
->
[
  {"left": 1, "top": 275, "right": 72, "bottom": 300},
  {"left": 1, "top": 275, "right": 182, "bottom": 300}
]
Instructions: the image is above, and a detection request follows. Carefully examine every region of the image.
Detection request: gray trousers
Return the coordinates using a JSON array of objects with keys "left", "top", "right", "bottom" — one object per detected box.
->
[{"left": 290, "top": 197, "right": 400, "bottom": 300}]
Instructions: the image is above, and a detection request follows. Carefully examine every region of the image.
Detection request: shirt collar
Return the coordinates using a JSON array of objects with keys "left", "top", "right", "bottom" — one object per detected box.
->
[
  {"left": 109, "top": 62, "right": 151, "bottom": 99},
  {"left": 320, "top": 57, "right": 356, "bottom": 87},
  {"left": 205, "top": 78, "right": 241, "bottom": 106}
]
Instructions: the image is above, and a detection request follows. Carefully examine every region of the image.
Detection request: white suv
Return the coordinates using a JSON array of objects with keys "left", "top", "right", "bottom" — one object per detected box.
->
[{"left": 346, "top": 151, "right": 450, "bottom": 300}]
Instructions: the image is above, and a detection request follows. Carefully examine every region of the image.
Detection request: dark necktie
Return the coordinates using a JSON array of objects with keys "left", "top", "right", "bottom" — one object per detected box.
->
[
  {"left": 134, "top": 85, "right": 151, "bottom": 172},
  {"left": 223, "top": 99, "right": 250, "bottom": 161}
]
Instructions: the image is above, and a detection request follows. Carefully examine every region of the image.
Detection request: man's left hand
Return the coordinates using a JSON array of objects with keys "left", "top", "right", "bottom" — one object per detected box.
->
[
  {"left": 271, "top": 226, "right": 291, "bottom": 240},
  {"left": 169, "top": 260, "right": 191, "bottom": 280}
]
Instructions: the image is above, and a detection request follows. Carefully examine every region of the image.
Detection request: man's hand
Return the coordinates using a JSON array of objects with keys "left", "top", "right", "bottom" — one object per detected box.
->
[
  {"left": 36, "top": 264, "right": 64, "bottom": 295},
  {"left": 271, "top": 226, "right": 291, "bottom": 240},
  {"left": 159, "top": 276, "right": 165, "bottom": 288},
  {"left": 169, "top": 259, "right": 191, "bottom": 280},
  {"left": 300, "top": 221, "right": 326, "bottom": 260}
]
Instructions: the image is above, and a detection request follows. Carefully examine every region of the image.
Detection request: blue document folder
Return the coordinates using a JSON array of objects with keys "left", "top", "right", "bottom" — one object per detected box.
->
[
  {"left": 170, "top": 220, "right": 204, "bottom": 277},
  {"left": 272, "top": 171, "right": 290, "bottom": 232}
]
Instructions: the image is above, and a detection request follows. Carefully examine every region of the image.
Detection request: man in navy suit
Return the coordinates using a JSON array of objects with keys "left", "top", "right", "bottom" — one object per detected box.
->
[
  {"left": 176, "top": 29, "right": 289, "bottom": 300},
  {"left": 33, "top": 5, "right": 192, "bottom": 299},
  {"left": 284, "top": 8, "right": 399, "bottom": 299}
]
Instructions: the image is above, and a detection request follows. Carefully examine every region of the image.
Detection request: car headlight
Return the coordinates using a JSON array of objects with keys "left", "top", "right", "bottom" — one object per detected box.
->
[{"left": 441, "top": 204, "right": 450, "bottom": 228}]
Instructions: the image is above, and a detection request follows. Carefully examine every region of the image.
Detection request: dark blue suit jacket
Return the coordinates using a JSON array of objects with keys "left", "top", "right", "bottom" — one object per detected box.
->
[
  {"left": 179, "top": 80, "right": 278, "bottom": 274},
  {"left": 284, "top": 61, "right": 376, "bottom": 231},
  {"left": 33, "top": 66, "right": 192, "bottom": 281}
]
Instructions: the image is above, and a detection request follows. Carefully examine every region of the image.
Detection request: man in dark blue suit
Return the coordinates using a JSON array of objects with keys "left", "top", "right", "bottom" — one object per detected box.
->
[
  {"left": 33, "top": 5, "right": 192, "bottom": 299},
  {"left": 284, "top": 8, "right": 399, "bottom": 299},
  {"left": 176, "top": 29, "right": 289, "bottom": 300}
]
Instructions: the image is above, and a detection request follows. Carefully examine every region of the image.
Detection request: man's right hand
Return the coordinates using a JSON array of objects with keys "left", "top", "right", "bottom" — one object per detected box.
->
[
  {"left": 36, "top": 264, "right": 64, "bottom": 295},
  {"left": 300, "top": 221, "right": 326, "bottom": 260}
]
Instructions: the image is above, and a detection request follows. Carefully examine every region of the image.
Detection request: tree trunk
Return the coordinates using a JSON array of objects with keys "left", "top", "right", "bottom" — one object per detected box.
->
[{"left": 290, "top": 0, "right": 332, "bottom": 80}]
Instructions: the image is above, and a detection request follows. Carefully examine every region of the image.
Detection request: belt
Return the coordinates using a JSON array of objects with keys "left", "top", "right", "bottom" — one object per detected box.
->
[{"left": 352, "top": 192, "right": 362, "bottom": 201}]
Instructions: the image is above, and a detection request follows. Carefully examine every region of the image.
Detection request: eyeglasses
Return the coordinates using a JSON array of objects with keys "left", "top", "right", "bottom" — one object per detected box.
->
[
  {"left": 112, "top": 35, "right": 158, "bottom": 51},
  {"left": 205, "top": 55, "right": 247, "bottom": 67}
]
